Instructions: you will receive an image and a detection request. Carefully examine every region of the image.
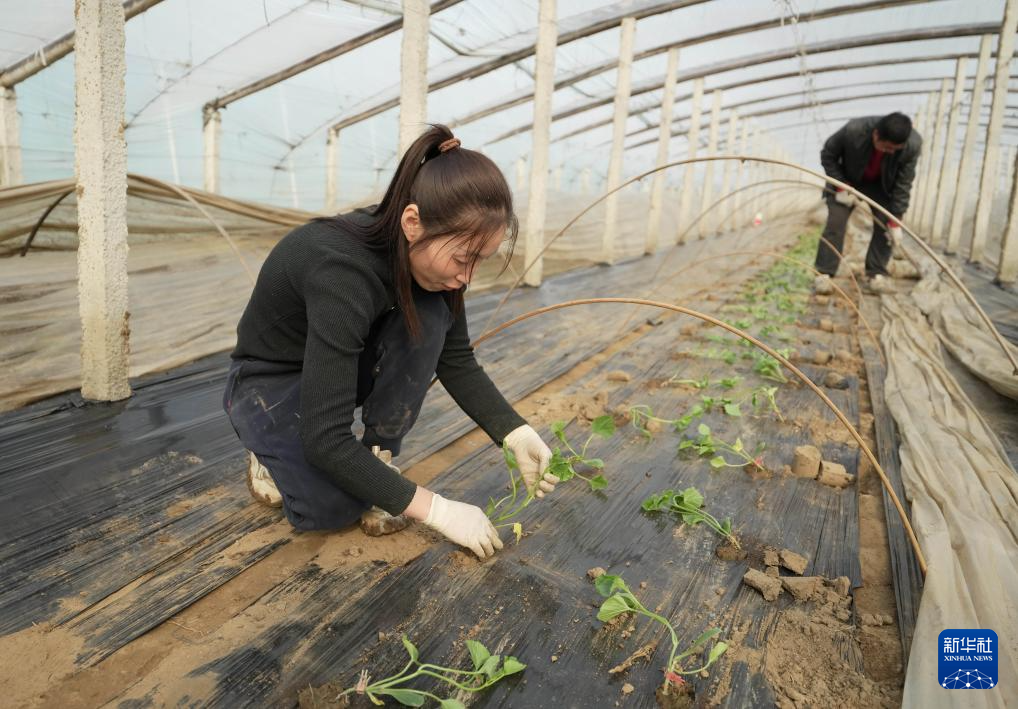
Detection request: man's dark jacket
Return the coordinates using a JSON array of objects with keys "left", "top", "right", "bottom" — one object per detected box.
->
[{"left": 820, "top": 116, "right": 922, "bottom": 218}]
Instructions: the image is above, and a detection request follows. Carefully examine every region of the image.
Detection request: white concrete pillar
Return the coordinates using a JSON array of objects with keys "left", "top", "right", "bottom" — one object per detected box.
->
[
  {"left": 600, "top": 17, "right": 636, "bottom": 265},
  {"left": 399, "top": 0, "right": 430, "bottom": 154},
  {"left": 325, "top": 127, "right": 339, "bottom": 212},
  {"left": 947, "top": 37, "right": 992, "bottom": 254},
  {"left": 75, "top": 0, "right": 130, "bottom": 402},
  {"left": 553, "top": 165, "right": 562, "bottom": 191},
  {"left": 930, "top": 58, "right": 968, "bottom": 246},
  {"left": 733, "top": 119, "right": 749, "bottom": 221},
  {"left": 202, "top": 106, "right": 221, "bottom": 194},
  {"left": 999, "top": 147, "right": 1018, "bottom": 283},
  {"left": 971, "top": 0, "right": 1018, "bottom": 264},
  {"left": 645, "top": 47, "right": 679, "bottom": 255},
  {"left": 522, "top": 0, "right": 557, "bottom": 286},
  {"left": 718, "top": 110, "right": 738, "bottom": 235},
  {"left": 912, "top": 94, "right": 936, "bottom": 224},
  {"left": 677, "top": 77, "right": 704, "bottom": 244},
  {"left": 920, "top": 78, "right": 951, "bottom": 234},
  {"left": 0, "top": 86, "right": 22, "bottom": 187},
  {"left": 698, "top": 90, "right": 723, "bottom": 238},
  {"left": 515, "top": 157, "right": 527, "bottom": 193}
]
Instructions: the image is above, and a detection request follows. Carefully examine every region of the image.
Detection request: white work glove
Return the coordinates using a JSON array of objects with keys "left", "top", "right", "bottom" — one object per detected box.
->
[
  {"left": 503, "top": 424, "right": 557, "bottom": 498},
  {"left": 423, "top": 493, "right": 503, "bottom": 559},
  {"left": 833, "top": 188, "right": 855, "bottom": 207},
  {"left": 887, "top": 221, "right": 902, "bottom": 246}
]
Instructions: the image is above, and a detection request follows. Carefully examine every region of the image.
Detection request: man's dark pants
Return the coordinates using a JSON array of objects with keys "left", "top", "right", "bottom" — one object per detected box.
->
[
  {"left": 223, "top": 290, "right": 453, "bottom": 531},
  {"left": 815, "top": 180, "right": 895, "bottom": 278}
]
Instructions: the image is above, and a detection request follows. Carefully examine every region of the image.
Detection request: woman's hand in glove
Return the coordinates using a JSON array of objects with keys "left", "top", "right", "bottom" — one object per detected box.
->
[
  {"left": 423, "top": 492, "right": 503, "bottom": 559},
  {"left": 504, "top": 424, "right": 557, "bottom": 498}
]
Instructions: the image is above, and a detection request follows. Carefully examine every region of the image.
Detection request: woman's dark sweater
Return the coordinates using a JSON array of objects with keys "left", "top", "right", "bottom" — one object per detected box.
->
[{"left": 231, "top": 216, "right": 526, "bottom": 515}]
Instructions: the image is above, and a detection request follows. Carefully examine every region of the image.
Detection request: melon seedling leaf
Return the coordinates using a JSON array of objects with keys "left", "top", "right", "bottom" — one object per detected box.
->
[
  {"left": 512, "top": 522, "right": 523, "bottom": 543},
  {"left": 589, "top": 474, "right": 608, "bottom": 491},
  {"left": 481, "top": 654, "right": 501, "bottom": 679},
  {"left": 502, "top": 443, "right": 519, "bottom": 470},
  {"left": 440, "top": 700, "right": 467, "bottom": 709},
  {"left": 550, "top": 420, "right": 567, "bottom": 444},
  {"left": 597, "top": 595, "right": 632, "bottom": 621},
  {"left": 585, "top": 458, "right": 605, "bottom": 469},
  {"left": 708, "top": 641, "right": 729, "bottom": 665},
  {"left": 595, "top": 573, "right": 628, "bottom": 597},
  {"left": 723, "top": 403, "right": 742, "bottom": 417},
  {"left": 466, "top": 640, "right": 490, "bottom": 670},
  {"left": 681, "top": 486, "right": 704, "bottom": 509},
  {"left": 401, "top": 634, "right": 419, "bottom": 662},
  {"left": 709, "top": 456, "right": 727, "bottom": 470},
  {"left": 502, "top": 656, "right": 526, "bottom": 675},
  {"left": 385, "top": 689, "right": 425, "bottom": 706},
  {"left": 591, "top": 415, "right": 616, "bottom": 438}
]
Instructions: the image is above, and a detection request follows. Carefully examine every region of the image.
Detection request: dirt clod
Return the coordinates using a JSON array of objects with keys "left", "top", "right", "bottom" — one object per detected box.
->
[
  {"left": 655, "top": 680, "right": 694, "bottom": 709},
  {"left": 779, "top": 549, "right": 809, "bottom": 575},
  {"left": 587, "top": 567, "right": 607, "bottom": 580},
  {"left": 822, "top": 371, "right": 849, "bottom": 390},
  {"left": 622, "top": 682, "right": 635, "bottom": 695},
  {"left": 791, "top": 445, "right": 821, "bottom": 478},
  {"left": 819, "top": 318, "right": 835, "bottom": 332},
  {"left": 606, "top": 370, "right": 632, "bottom": 382},
  {"left": 765, "top": 566, "right": 779, "bottom": 578},
  {"left": 815, "top": 295, "right": 830, "bottom": 306},
  {"left": 298, "top": 683, "right": 350, "bottom": 709},
  {"left": 831, "top": 576, "right": 852, "bottom": 597},
  {"left": 781, "top": 576, "right": 821, "bottom": 601},
  {"left": 715, "top": 540, "right": 747, "bottom": 561},
  {"left": 818, "top": 460, "right": 855, "bottom": 489},
  {"left": 763, "top": 549, "right": 779, "bottom": 567},
  {"left": 812, "top": 350, "right": 832, "bottom": 365},
  {"left": 743, "top": 568, "right": 782, "bottom": 601}
]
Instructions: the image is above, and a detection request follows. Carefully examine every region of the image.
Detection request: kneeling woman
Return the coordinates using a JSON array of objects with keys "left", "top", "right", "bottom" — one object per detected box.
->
[{"left": 224, "top": 125, "right": 557, "bottom": 559}]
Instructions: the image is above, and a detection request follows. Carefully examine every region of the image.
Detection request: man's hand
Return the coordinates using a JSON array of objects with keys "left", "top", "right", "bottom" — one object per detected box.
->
[
  {"left": 504, "top": 424, "right": 557, "bottom": 498},
  {"left": 887, "top": 220, "right": 902, "bottom": 246},
  {"left": 833, "top": 188, "right": 855, "bottom": 207},
  {"left": 423, "top": 493, "right": 503, "bottom": 559}
]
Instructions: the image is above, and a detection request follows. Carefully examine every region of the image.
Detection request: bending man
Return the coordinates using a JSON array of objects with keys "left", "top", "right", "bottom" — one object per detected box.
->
[{"left": 815, "top": 112, "right": 922, "bottom": 292}]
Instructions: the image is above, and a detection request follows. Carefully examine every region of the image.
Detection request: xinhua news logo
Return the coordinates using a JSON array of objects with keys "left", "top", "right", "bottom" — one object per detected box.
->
[{"left": 939, "top": 629, "right": 998, "bottom": 690}]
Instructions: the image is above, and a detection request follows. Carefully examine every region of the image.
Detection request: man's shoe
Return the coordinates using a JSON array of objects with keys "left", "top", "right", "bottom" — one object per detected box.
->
[
  {"left": 247, "top": 451, "right": 283, "bottom": 508},
  {"left": 360, "top": 446, "right": 411, "bottom": 536},
  {"left": 813, "top": 274, "right": 834, "bottom": 295},
  {"left": 865, "top": 274, "right": 895, "bottom": 294}
]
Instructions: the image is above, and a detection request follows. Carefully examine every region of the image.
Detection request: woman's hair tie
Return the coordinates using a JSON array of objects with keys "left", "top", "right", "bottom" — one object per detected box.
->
[{"left": 438, "top": 137, "right": 461, "bottom": 153}]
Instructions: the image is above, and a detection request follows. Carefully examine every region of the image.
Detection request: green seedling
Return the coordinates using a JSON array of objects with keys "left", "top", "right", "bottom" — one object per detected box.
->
[
  {"left": 751, "top": 350, "right": 788, "bottom": 383},
  {"left": 669, "top": 375, "right": 711, "bottom": 389},
  {"left": 667, "top": 375, "right": 740, "bottom": 391},
  {"left": 678, "top": 423, "right": 766, "bottom": 472},
  {"left": 486, "top": 445, "right": 533, "bottom": 542},
  {"left": 547, "top": 415, "right": 614, "bottom": 491},
  {"left": 595, "top": 575, "right": 728, "bottom": 693},
  {"left": 628, "top": 405, "right": 680, "bottom": 439},
  {"left": 642, "top": 486, "right": 738, "bottom": 548},
  {"left": 750, "top": 385, "right": 783, "bottom": 421},
  {"left": 336, "top": 635, "right": 525, "bottom": 707}
]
